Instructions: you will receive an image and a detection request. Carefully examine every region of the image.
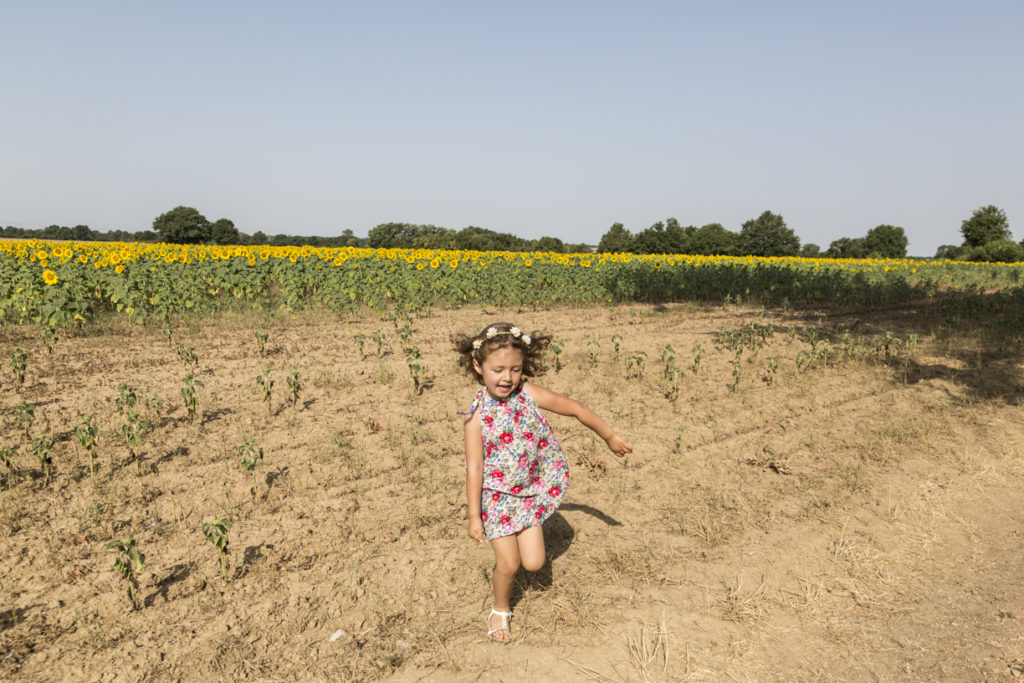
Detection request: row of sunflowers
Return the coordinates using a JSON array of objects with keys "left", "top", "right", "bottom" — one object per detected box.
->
[{"left": 2, "top": 238, "right": 1021, "bottom": 327}]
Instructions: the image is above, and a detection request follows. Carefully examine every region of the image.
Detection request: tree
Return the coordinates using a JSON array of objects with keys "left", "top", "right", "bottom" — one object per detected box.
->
[
  {"left": 153, "top": 206, "right": 211, "bottom": 244},
  {"left": 597, "top": 223, "right": 632, "bottom": 253},
  {"left": 410, "top": 225, "right": 456, "bottom": 249},
  {"left": 934, "top": 244, "right": 963, "bottom": 260},
  {"left": 367, "top": 222, "right": 421, "bottom": 248},
  {"left": 628, "top": 219, "right": 690, "bottom": 254},
  {"left": 662, "top": 218, "right": 691, "bottom": 254},
  {"left": 70, "top": 224, "right": 94, "bottom": 241},
  {"left": 800, "top": 243, "right": 821, "bottom": 257},
  {"left": 454, "top": 226, "right": 528, "bottom": 252},
  {"left": 629, "top": 222, "right": 666, "bottom": 254},
  {"left": 251, "top": 230, "right": 269, "bottom": 245},
  {"left": 738, "top": 211, "right": 799, "bottom": 257},
  {"left": 960, "top": 205, "right": 1010, "bottom": 248},
  {"left": 688, "top": 223, "right": 737, "bottom": 255},
  {"left": 338, "top": 229, "right": 361, "bottom": 247},
  {"left": 967, "top": 239, "right": 1024, "bottom": 263},
  {"left": 534, "top": 236, "right": 565, "bottom": 252},
  {"left": 209, "top": 218, "right": 240, "bottom": 245},
  {"left": 826, "top": 237, "right": 868, "bottom": 259},
  {"left": 863, "top": 224, "right": 907, "bottom": 258}
]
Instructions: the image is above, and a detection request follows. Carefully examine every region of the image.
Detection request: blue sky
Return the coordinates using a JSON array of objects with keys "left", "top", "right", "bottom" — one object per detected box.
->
[{"left": 2, "top": 1, "right": 1021, "bottom": 255}]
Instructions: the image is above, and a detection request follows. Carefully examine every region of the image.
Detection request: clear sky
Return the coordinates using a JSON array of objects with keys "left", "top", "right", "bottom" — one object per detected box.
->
[{"left": 2, "top": 1, "right": 1021, "bottom": 255}]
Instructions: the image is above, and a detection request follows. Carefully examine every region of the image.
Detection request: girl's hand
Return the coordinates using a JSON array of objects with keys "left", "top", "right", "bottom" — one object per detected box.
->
[
  {"left": 606, "top": 433, "right": 633, "bottom": 457},
  {"left": 468, "top": 516, "right": 486, "bottom": 543}
]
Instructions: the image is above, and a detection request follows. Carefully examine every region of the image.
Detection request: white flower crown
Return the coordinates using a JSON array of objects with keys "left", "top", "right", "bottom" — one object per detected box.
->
[{"left": 472, "top": 326, "right": 531, "bottom": 350}]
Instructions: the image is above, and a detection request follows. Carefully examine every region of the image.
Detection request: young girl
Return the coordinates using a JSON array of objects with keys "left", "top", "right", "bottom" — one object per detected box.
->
[{"left": 453, "top": 322, "right": 632, "bottom": 642}]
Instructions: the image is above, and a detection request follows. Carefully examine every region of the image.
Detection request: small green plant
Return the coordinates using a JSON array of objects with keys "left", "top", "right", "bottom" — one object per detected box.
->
[
  {"left": 31, "top": 435, "right": 54, "bottom": 487},
  {"left": 763, "top": 356, "right": 779, "bottom": 386},
  {"left": 286, "top": 370, "right": 301, "bottom": 407},
  {"left": 75, "top": 414, "right": 100, "bottom": 480},
  {"left": 145, "top": 393, "right": 164, "bottom": 418},
  {"left": 39, "top": 326, "right": 58, "bottom": 354},
  {"left": 256, "top": 369, "right": 274, "bottom": 414},
  {"left": 661, "top": 346, "right": 683, "bottom": 402},
  {"left": 550, "top": 337, "right": 565, "bottom": 372},
  {"left": 372, "top": 329, "right": 386, "bottom": 356},
  {"left": 121, "top": 414, "right": 150, "bottom": 475},
  {"left": 729, "top": 352, "right": 743, "bottom": 392},
  {"left": 691, "top": 343, "right": 704, "bottom": 374},
  {"left": 162, "top": 325, "right": 175, "bottom": 347},
  {"left": 16, "top": 400, "right": 35, "bottom": 443},
  {"left": 406, "top": 347, "right": 426, "bottom": 394},
  {"left": 1, "top": 445, "right": 17, "bottom": 489},
  {"left": 181, "top": 373, "right": 204, "bottom": 424},
  {"left": 254, "top": 326, "right": 269, "bottom": 355},
  {"left": 115, "top": 383, "right": 138, "bottom": 417},
  {"left": 395, "top": 314, "right": 414, "bottom": 350},
  {"left": 107, "top": 536, "right": 146, "bottom": 610},
  {"left": 350, "top": 325, "right": 366, "bottom": 358},
  {"left": 203, "top": 516, "right": 233, "bottom": 584},
  {"left": 660, "top": 344, "right": 677, "bottom": 380},
  {"left": 611, "top": 334, "right": 623, "bottom": 359},
  {"left": 625, "top": 350, "right": 647, "bottom": 380},
  {"left": 237, "top": 438, "right": 264, "bottom": 500},
  {"left": 175, "top": 342, "right": 198, "bottom": 370},
  {"left": 9, "top": 348, "right": 27, "bottom": 386},
  {"left": 586, "top": 339, "right": 601, "bottom": 366},
  {"left": 672, "top": 427, "right": 685, "bottom": 455}
]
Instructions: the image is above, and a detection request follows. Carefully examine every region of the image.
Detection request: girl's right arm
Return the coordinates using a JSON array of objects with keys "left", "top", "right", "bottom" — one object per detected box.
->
[{"left": 464, "top": 412, "right": 486, "bottom": 543}]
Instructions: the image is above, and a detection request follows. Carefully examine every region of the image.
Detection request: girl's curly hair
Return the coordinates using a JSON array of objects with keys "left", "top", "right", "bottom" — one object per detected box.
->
[{"left": 451, "top": 322, "right": 552, "bottom": 381}]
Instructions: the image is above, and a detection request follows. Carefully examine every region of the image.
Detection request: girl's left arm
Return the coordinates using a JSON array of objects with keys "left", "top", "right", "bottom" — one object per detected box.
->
[{"left": 523, "top": 383, "right": 633, "bottom": 456}]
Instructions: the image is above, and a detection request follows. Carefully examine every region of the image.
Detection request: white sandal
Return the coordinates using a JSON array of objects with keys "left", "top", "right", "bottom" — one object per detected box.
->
[{"left": 486, "top": 608, "right": 512, "bottom": 642}]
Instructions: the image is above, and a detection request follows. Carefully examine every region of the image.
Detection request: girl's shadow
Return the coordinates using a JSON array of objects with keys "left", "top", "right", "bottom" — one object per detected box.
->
[{"left": 512, "top": 504, "right": 621, "bottom": 605}]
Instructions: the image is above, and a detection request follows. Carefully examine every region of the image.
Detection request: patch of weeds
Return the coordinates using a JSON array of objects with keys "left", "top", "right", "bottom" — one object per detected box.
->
[{"left": 720, "top": 575, "right": 767, "bottom": 623}]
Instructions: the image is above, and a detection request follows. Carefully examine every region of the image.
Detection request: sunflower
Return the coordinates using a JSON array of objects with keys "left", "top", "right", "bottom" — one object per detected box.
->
[{"left": 42, "top": 269, "right": 58, "bottom": 285}]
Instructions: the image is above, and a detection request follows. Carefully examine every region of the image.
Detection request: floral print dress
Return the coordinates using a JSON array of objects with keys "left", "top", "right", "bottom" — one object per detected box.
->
[{"left": 468, "top": 381, "right": 569, "bottom": 540}]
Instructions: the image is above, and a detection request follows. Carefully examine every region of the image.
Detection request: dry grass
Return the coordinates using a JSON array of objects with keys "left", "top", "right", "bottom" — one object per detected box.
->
[{"left": 1, "top": 300, "right": 1023, "bottom": 680}]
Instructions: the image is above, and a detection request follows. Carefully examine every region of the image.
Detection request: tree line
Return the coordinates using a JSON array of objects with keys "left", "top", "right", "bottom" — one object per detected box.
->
[
  {"left": 599, "top": 205, "right": 1020, "bottom": 262},
  {"left": 2, "top": 204, "right": 1019, "bottom": 262}
]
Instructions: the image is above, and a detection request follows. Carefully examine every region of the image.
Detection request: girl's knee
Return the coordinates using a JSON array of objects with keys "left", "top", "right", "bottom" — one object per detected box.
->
[
  {"left": 494, "top": 556, "right": 520, "bottom": 576},
  {"left": 521, "top": 555, "right": 545, "bottom": 572}
]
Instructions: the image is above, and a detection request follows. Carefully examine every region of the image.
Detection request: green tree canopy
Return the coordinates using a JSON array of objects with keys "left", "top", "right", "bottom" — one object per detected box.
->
[
  {"left": 863, "top": 224, "right": 907, "bottom": 258},
  {"left": 966, "top": 239, "right": 1024, "bottom": 263},
  {"left": 597, "top": 223, "right": 632, "bottom": 253},
  {"left": 410, "top": 225, "right": 456, "bottom": 249},
  {"left": 687, "top": 223, "right": 737, "bottom": 255},
  {"left": 534, "top": 236, "right": 565, "bottom": 252},
  {"left": 628, "top": 218, "right": 690, "bottom": 254},
  {"left": 153, "top": 206, "right": 211, "bottom": 244},
  {"left": 826, "top": 237, "right": 868, "bottom": 259},
  {"left": 209, "top": 218, "right": 240, "bottom": 245},
  {"left": 738, "top": 211, "right": 799, "bottom": 257},
  {"left": 367, "top": 222, "right": 422, "bottom": 248},
  {"left": 338, "top": 229, "right": 361, "bottom": 247},
  {"left": 960, "top": 205, "right": 1011, "bottom": 248}
]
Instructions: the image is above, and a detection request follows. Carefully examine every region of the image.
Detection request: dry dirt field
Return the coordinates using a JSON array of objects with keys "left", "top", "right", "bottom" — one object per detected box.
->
[{"left": 2, "top": 300, "right": 1023, "bottom": 681}]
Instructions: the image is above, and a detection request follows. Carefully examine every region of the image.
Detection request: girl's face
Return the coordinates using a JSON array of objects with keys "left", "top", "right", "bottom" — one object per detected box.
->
[{"left": 473, "top": 346, "right": 524, "bottom": 400}]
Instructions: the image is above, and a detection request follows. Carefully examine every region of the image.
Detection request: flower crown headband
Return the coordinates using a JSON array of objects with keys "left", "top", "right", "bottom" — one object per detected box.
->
[{"left": 472, "top": 326, "right": 531, "bottom": 350}]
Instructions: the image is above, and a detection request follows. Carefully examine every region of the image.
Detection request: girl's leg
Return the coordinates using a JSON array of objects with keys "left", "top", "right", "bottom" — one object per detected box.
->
[
  {"left": 488, "top": 535, "right": 521, "bottom": 640},
  {"left": 516, "top": 525, "right": 546, "bottom": 572}
]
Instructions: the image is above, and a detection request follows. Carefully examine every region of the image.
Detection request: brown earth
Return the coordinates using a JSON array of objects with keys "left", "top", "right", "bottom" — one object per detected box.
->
[{"left": 1, "top": 302, "right": 1023, "bottom": 681}]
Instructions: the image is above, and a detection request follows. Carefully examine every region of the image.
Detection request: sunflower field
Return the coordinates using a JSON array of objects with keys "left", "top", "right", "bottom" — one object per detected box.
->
[{"left": 2, "top": 239, "right": 1022, "bottom": 327}]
